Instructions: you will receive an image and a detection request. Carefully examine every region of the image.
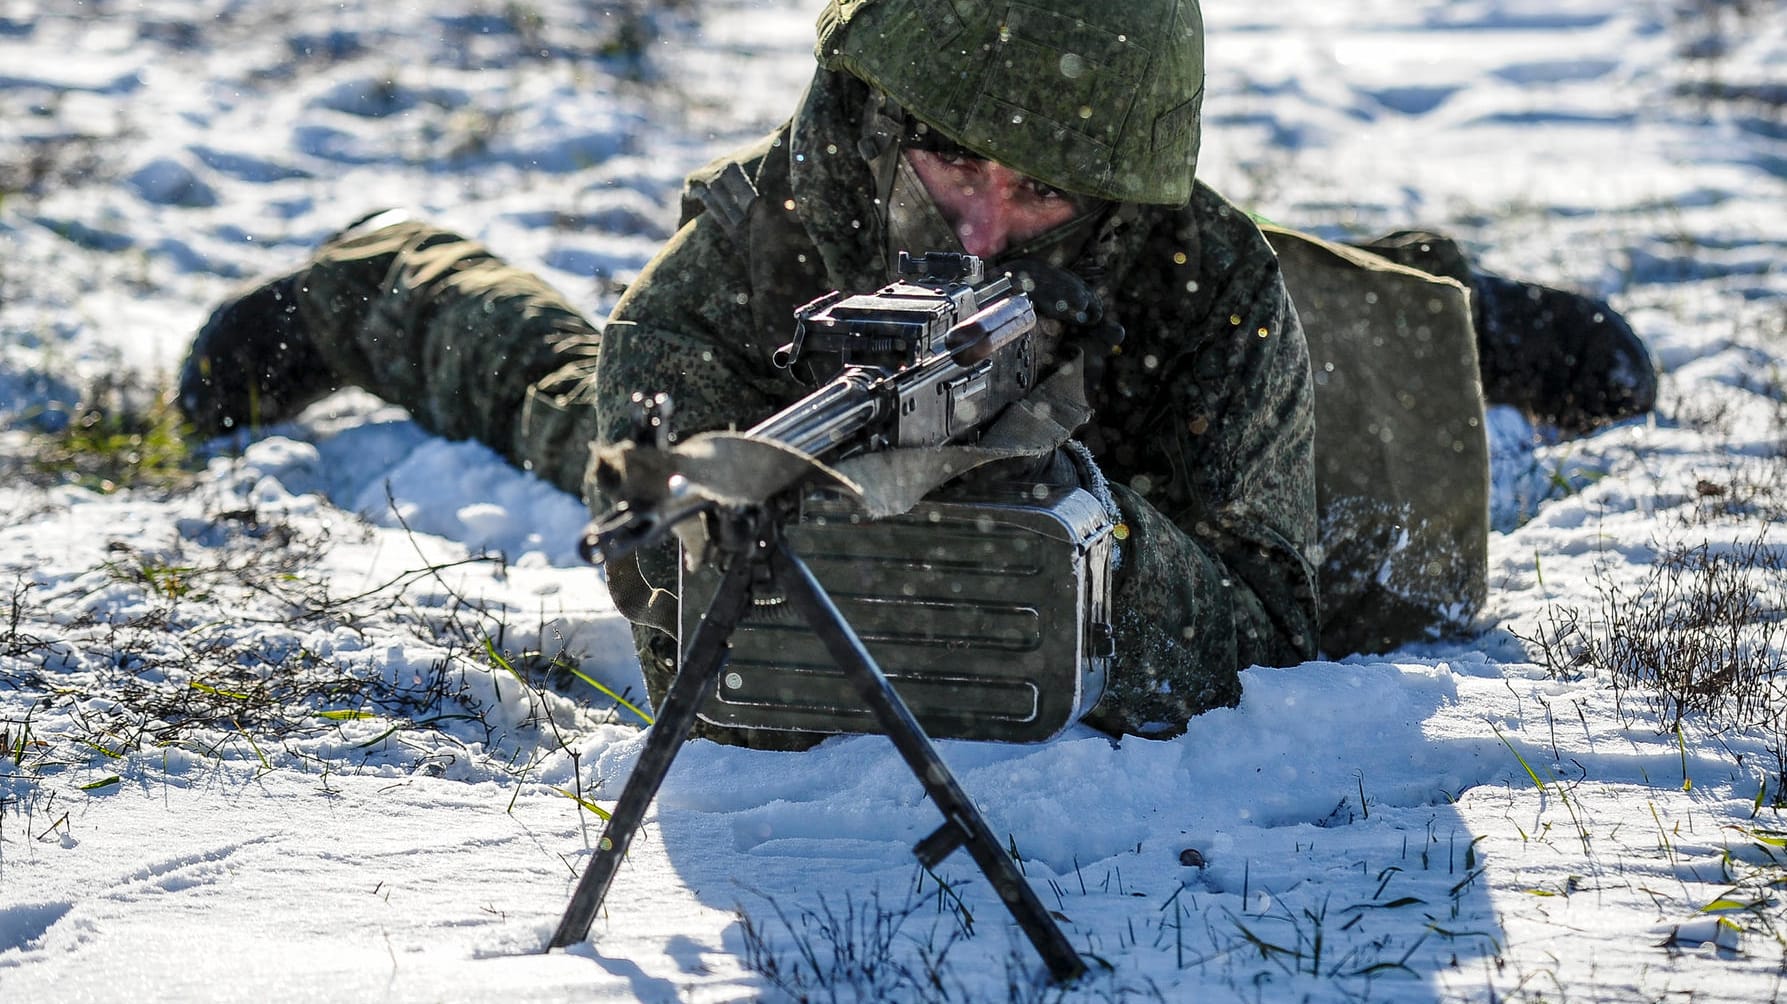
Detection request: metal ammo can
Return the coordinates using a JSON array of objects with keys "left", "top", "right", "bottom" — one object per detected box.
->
[{"left": 681, "top": 483, "right": 1115, "bottom": 742}]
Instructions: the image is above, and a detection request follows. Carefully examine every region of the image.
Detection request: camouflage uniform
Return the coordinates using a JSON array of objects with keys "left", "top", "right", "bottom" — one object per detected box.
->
[
  {"left": 185, "top": 1, "right": 1518, "bottom": 741},
  {"left": 259, "top": 66, "right": 1487, "bottom": 741},
  {"left": 285, "top": 220, "right": 606, "bottom": 498}
]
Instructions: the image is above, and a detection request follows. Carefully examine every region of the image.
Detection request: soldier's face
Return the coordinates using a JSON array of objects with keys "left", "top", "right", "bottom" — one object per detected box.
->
[{"left": 904, "top": 148, "right": 1083, "bottom": 258}]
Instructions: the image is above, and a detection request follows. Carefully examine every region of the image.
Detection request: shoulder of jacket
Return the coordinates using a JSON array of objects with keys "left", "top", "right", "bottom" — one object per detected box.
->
[{"left": 679, "top": 128, "right": 789, "bottom": 234}]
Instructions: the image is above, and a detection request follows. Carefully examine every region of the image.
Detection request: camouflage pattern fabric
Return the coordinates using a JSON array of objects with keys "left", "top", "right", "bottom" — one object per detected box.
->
[
  {"left": 814, "top": 0, "right": 1207, "bottom": 206},
  {"left": 295, "top": 222, "right": 604, "bottom": 497},
  {"left": 599, "top": 69, "right": 1318, "bottom": 739}
]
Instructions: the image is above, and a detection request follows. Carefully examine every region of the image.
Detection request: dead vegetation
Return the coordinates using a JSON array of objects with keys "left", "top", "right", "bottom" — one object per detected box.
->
[{"left": 0, "top": 474, "right": 632, "bottom": 798}]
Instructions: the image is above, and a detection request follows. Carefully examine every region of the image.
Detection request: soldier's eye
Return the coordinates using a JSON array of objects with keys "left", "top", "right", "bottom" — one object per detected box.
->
[{"left": 902, "top": 121, "right": 980, "bottom": 162}]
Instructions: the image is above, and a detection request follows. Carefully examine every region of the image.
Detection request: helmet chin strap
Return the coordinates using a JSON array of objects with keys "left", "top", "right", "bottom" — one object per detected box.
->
[{"left": 993, "top": 208, "right": 1104, "bottom": 271}]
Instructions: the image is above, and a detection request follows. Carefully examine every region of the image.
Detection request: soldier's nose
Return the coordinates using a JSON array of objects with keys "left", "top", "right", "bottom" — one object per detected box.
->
[
  {"left": 953, "top": 197, "right": 1015, "bottom": 257},
  {"left": 950, "top": 166, "right": 1027, "bottom": 257}
]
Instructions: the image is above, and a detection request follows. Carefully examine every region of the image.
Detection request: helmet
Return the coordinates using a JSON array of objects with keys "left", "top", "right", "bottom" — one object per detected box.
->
[{"left": 815, "top": 0, "right": 1204, "bottom": 206}]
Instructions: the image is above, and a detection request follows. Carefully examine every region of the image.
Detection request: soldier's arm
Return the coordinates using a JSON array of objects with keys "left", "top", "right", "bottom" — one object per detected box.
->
[{"left": 591, "top": 214, "right": 803, "bottom": 484}]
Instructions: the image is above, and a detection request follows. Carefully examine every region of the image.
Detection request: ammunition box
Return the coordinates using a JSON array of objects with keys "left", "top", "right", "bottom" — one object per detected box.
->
[{"left": 681, "top": 484, "right": 1114, "bottom": 742}]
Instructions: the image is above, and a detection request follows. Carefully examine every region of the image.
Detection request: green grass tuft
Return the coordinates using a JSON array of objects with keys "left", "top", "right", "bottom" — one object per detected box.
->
[{"left": 27, "top": 374, "right": 196, "bottom": 494}]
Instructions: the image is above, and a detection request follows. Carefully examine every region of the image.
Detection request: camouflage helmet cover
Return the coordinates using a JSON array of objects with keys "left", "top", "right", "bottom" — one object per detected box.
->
[{"left": 815, "top": 0, "right": 1204, "bottom": 206}]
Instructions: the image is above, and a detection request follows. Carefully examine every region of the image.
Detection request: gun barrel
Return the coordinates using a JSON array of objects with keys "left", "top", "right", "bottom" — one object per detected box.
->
[{"left": 745, "top": 369, "right": 885, "bottom": 459}]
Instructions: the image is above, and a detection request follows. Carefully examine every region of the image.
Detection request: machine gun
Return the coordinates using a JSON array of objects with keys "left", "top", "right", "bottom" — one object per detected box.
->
[{"left": 546, "top": 252, "right": 1090, "bottom": 983}]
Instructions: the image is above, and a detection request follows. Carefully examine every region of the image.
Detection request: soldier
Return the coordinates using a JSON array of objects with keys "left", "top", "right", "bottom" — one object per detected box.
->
[{"left": 179, "top": 0, "right": 1655, "bottom": 741}]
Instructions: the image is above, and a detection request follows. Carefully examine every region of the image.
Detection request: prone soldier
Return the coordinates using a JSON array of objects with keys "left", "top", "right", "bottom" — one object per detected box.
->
[{"left": 178, "top": 0, "right": 1658, "bottom": 745}]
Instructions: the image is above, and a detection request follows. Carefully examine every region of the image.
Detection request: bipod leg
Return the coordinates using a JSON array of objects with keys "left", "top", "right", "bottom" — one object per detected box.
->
[
  {"left": 547, "top": 541, "right": 761, "bottom": 950},
  {"left": 766, "top": 536, "right": 1087, "bottom": 984}
]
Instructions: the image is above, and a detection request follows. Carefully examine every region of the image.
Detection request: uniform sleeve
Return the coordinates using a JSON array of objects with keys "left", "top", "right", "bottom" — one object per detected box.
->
[
  {"left": 592, "top": 215, "right": 802, "bottom": 460},
  {"left": 1086, "top": 208, "right": 1320, "bottom": 738},
  {"left": 589, "top": 210, "right": 826, "bottom": 733}
]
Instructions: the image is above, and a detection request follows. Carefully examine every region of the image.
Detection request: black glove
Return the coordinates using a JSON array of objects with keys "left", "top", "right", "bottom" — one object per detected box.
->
[
  {"left": 999, "top": 258, "right": 1124, "bottom": 388},
  {"left": 179, "top": 270, "right": 335, "bottom": 436}
]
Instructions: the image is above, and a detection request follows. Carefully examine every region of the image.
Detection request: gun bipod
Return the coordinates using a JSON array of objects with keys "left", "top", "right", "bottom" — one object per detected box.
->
[{"left": 547, "top": 506, "right": 1087, "bottom": 984}]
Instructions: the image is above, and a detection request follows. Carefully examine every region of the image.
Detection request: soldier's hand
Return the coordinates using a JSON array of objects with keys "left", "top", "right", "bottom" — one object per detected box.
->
[
  {"left": 1000, "top": 259, "right": 1124, "bottom": 389},
  {"left": 1000, "top": 259, "right": 1125, "bottom": 352}
]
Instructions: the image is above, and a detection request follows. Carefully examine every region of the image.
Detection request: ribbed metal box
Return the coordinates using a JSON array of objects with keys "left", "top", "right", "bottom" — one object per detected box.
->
[{"left": 682, "top": 484, "right": 1114, "bottom": 742}]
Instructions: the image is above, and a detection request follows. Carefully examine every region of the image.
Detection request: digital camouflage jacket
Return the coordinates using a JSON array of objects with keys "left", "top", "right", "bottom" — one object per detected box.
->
[{"left": 592, "top": 69, "right": 1323, "bottom": 737}]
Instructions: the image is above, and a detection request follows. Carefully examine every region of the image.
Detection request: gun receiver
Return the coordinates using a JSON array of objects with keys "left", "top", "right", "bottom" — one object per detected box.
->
[
  {"left": 761, "top": 251, "right": 1036, "bottom": 455},
  {"left": 586, "top": 250, "right": 1040, "bottom": 565}
]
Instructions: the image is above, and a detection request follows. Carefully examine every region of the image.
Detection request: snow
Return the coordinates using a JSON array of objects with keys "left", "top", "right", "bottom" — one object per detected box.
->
[{"left": 2, "top": 0, "right": 1785, "bottom": 1000}]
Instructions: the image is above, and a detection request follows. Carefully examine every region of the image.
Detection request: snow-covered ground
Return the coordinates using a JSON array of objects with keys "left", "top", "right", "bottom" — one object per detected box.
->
[{"left": 2, "top": 0, "right": 1784, "bottom": 1000}]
